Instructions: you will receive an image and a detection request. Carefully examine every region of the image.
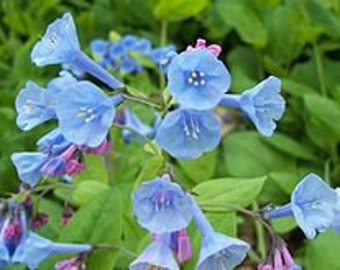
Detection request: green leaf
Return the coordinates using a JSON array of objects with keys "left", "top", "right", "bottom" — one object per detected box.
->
[
  {"left": 193, "top": 176, "right": 266, "bottom": 211},
  {"left": 304, "top": 94, "right": 340, "bottom": 139},
  {"left": 60, "top": 188, "right": 122, "bottom": 269},
  {"left": 177, "top": 150, "right": 217, "bottom": 184},
  {"left": 72, "top": 181, "right": 110, "bottom": 206},
  {"left": 262, "top": 133, "right": 316, "bottom": 161},
  {"left": 153, "top": 0, "right": 209, "bottom": 21},
  {"left": 223, "top": 132, "right": 295, "bottom": 177},
  {"left": 73, "top": 155, "right": 109, "bottom": 184},
  {"left": 134, "top": 156, "right": 165, "bottom": 189},
  {"left": 206, "top": 212, "right": 237, "bottom": 237},
  {"left": 215, "top": 0, "right": 267, "bottom": 47},
  {"left": 305, "top": 230, "right": 340, "bottom": 269},
  {"left": 282, "top": 79, "right": 318, "bottom": 97},
  {"left": 272, "top": 217, "right": 297, "bottom": 234}
]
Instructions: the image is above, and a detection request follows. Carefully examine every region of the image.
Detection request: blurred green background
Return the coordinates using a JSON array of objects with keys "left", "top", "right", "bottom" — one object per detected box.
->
[{"left": 2, "top": 0, "right": 340, "bottom": 269}]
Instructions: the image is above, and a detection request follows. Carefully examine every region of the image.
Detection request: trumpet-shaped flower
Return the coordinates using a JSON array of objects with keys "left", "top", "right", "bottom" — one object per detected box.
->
[
  {"left": 191, "top": 196, "right": 250, "bottom": 270},
  {"left": 11, "top": 152, "right": 48, "bottom": 187},
  {"left": 12, "top": 232, "right": 91, "bottom": 270},
  {"left": 156, "top": 108, "right": 221, "bottom": 159},
  {"left": 133, "top": 175, "right": 193, "bottom": 233},
  {"left": 37, "top": 128, "right": 71, "bottom": 156},
  {"left": 219, "top": 76, "right": 285, "bottom": 136},
  {"left": 31, "top": 13, "right": 123, "bottom": 89},
  {"left": 130, "top": 235, "right": 179, "bottom": 270},
  {"left": 55, "top": 81, "right": 122, "bottom": 147},
  {"left": 15, "top": 81, "right": 56, "bottom": 131},
  {"left": 265, "top": 173, "right": 337, "bottom": 239},
  {"left": 167, "top": 49, "right": 230, "bottom": 110}
]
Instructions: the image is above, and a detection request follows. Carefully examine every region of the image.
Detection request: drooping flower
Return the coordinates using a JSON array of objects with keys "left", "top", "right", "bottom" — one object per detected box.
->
[
  {"left": 15, "top": 81, "right": 56, "bottom": 131},
  {"left": 122, "top": 108, "right": 160, "bottom": 143},
  {"left": 31, "top": 13, "right": 123, "bottom": 89},
  {"left": 167, "top": 48, "right": 230, "bottom": 110},
  {"left": 55, "top": 80, "right": 123, "bottom": 147},
  {"left": 130, "top": 234, "right": 179, "bottom": 270},
  {"left": 219, "top": 76, "right": 285, "bottom": 137},
  {"left": 37, "top": 128, "right": 71, "bottom": 156},
  {"left": 133, "top": 174, "right": 193, "bottom": 233},
  {"left": 156, "top": 108, "right": 221, "bottom": 159},
  {"left": 172, "top": 229, "right": 192, "bottom": 264},
  {"left": 258, "top": 238, "right": 300, "bottom": 270},
  {"left": 11, "top": 152, "right": 48, "bottom": 187},
  {"left": 12, "top": 232, "right": 91, "bottom": 270},
  {"left": 190, "top": 196, "right": 250, "bottom": 270},
  {"left": 264, "top": 173, "right": 337, "bottom": 239}
]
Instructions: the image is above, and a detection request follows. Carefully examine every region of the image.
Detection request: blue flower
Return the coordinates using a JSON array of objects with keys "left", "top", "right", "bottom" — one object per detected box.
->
[
  {"left": 90, "top": 39, "right": 110, "bottom": 59},
  {"left": 122, "top": 108, "right": 160, "bottom": 143},
  {"left": 130, "top": 235, "right": 179, "bottom": 270},
  {"left": 155, "top": 108, "right": 221, "bottom": 159},
  {"left": 167, "top": 49, "right": 230, "bottom": 110},
  {"left": 37, "top": 128, "right": 71, "bottom": 156},
  {"left": 265, "top": 173, "right": 337, "bottom": 239},
  {"left": 133, "top": 38, "right": 152, "bottom": 54},
  {"left": 31, "top": 13, "right": 80, "bottom": 66},
  {"left": 55, "top": 80, "right": 123, "bottom": 147},
  {"left": 220, "top": 76, "right": 285, "bottom": 136},
  {"left": 149, "top": 45, "right": 176, "bottom": 65},
  {"left": 190, "top": 196, "right": 249, "bottom": 270},
  {"left": 15, "top": 81, "right": 56, "bottom": 131},
  {"left": 11, "top": 152, "right": 48, "bottom": 187},
  {"left": 12, "top": 232, "right": 91, "bottom": 270},
  {"left": 31, "top": 13, "right": 123, "bottom": 89},
  {"left": 331, "top": 188, "right": 340, "bottom": 233},
  {"left": 120, "top": 35, "right": 138, "bottom": 50},
  {"left": 133, "top": 175, "right": 193, "bottom": 233}
]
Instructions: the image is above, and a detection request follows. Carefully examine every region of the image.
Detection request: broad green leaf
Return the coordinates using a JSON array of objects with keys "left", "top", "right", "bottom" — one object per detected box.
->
[
  {"left": 223, "top": 132, "right": 295, "bottom": 177},
  {"left": 282, "top": 79, "right": 318, "bottom": 97},
  {"left": 154, "top": 0, "right": 209, "bottom": 21},
  {"left": 305, "top": 230, "right": 340, "bottom": 269},
  {"left": 304, "top": 94, "right": 340, "bottom": 139},
  {"left": 262, "top": 133, "right": 316, "bottom": 161},
  {"left": 72, "top": 181, "right": 110, "bottom": 206},
  {"left": 60, "top": 188, "right": 122, "bottom": 269},
  {"left": 177, "top": 150, "right": 217, "bottom": 184},
  {"left": 73, "top": 155, "right": 109, "bottom": 184},
  {"left": 215, "top": 0, "right": 267, "bottom": 47},
  {"left": 193, "top": 176, "right": 266, "bottom": 211},
  {"left": 206, "top": 212, "right": 237, "bottom": 237}
]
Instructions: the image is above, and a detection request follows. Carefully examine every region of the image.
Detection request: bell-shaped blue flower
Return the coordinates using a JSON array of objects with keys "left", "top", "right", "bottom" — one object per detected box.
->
[
  {"left": 130, "top": 235, "right": 179, "bottom": 270},
  {"left": 31, "top": 13, "right": 80, "bottom": 66},
  {"left": 12, "top": 232, "right": 91, "bottom": 270},
  {"left": 133, "top": 174, "right": 193, "bottom": 234},
  {"left": 11, "top": 152, "right": 48, "bottom": 187},
  {"left": 55, "top": 80, "right": 123, "bottom": 147},
  {"left": 331, "top": 188, "right": 340, "bottom": 233},
  {"left": 167, "top": 49, "right": 230, "bottom": 110},
  {"left": 37, "top": 128, "right": 71, "bottom": 156},
  {"left": 219, "top": 76, "right": 285, "bottom": 136},
  {"left": 265, "top": 173, "right": 337, "bottom": 239},
  {"left": 31, "top": 13, "right": 123, "bottom": 89},
  {"left": 122, "top": 108, "right": 160, "bottom": 143},
  {"left": 156, "top": 108, "right": 221, "bottom": 159},
  {"left": 15, "top": 81, "right": 56, "bottom": 131},
  {"left": 190, "top": 196, "right": 250, "bottom": 270}
]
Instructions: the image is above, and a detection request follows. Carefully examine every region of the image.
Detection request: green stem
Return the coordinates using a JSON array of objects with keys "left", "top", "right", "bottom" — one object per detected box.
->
[
  {"left": 252, "top": 202, "right": 267, "bottom": 260},
  {"left": 313, "top": 43, "right": 327, "bottom": 96},
  {"left": 159, "top": 21, "right": 168, "bottom": 90},
  {"left": 121, "top": 93, "right": 161, "bottom": 109},
  {"left": 113, "top": 124, "right": 160, "bottom": 156},
  {"left": 92, "top": 243, "right": 137, "bottom": 257}
]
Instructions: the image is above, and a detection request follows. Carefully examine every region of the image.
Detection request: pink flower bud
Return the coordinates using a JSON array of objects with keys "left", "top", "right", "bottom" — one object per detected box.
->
[{"left": 175, "top": 229, "right": 192, "bottom": 264}]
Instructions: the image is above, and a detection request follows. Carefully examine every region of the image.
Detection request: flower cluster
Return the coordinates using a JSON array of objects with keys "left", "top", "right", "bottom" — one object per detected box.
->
[
  {"left": 155, "top": 39, "right": 286, "bottom": 159},
  {"left": 91, "top": 34, "right": 176, "bottom": 74},
  {"left": 0, "top": 198, "right": 90, "bottom": 269},
  {"left": 131, "top": 174, "right": 250, "bottom": 269}
]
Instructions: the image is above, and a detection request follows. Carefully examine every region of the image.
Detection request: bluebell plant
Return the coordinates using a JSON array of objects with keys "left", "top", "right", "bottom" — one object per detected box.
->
[{"left": 6, "top": 11, "right": 335, "bottom": 269}]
